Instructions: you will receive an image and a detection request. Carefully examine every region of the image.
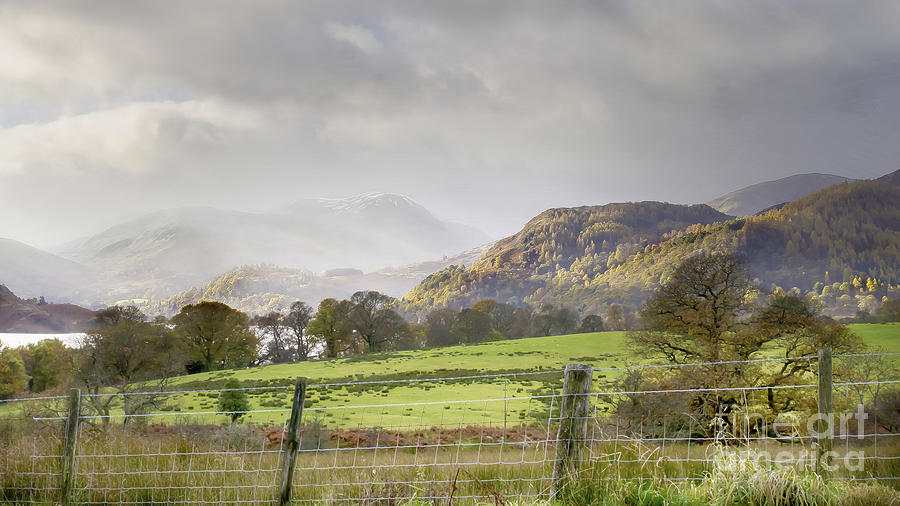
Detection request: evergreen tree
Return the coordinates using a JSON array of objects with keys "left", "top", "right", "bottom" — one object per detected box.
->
[{"left": 218, "top": 378, "right": 250, "bottom": 423}]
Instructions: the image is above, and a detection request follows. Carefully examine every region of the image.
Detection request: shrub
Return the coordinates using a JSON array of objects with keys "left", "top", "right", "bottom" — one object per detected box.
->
[{"left": 218, "top": 378, "right": 250, "bottom": 423}]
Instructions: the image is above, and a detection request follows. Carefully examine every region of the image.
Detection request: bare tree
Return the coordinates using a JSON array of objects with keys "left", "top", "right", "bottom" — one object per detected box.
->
[
  {"left": 285, "top": 301, "right": 317, "bottom": 361},
  {"left": 256, "top": 312, "right": 292, "bottom": 364}
]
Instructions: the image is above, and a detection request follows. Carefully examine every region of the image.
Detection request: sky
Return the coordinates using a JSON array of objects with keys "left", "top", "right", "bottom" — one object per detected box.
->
[{"left": 2, "top": 1, "right": 899, "bottom": 248}]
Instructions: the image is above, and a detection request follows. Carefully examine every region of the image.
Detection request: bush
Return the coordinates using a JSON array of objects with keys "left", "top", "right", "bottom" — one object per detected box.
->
[{"left": 218, "top": 378, "right": 250, "bottom": 423}]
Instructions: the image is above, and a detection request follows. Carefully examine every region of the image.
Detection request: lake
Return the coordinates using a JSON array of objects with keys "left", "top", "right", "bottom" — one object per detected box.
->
[{"left": 0, "top": 333, "right": 85, "bottom": 348}]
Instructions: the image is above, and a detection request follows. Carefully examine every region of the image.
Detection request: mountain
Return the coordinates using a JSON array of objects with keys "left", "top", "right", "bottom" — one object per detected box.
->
[
  {"left": 143, "top": 242, "right": 492, "bottom": 317},
  {"left": 400, "top": 202, "right": 731, "bottom": 317},
  {"left": 706, "top": 173, "right": 856, "bottom": 217},
  {"left": 877, "top": 168, "right": 900, "bottom": 186},
  {"left": 0, "top": 238, "right": 98, "bottom": 305},
  {"left": 401, "top": 180, "right": 900, "bottom": 318},
  {"left": 0, "top": 284, "right": 97, "bottom": 333},
  {"left": 58, "top": 193, "right": 491, "bottom": 301},
  {"left": 602, "top": 180, "right": 899, "bottom": 307}
]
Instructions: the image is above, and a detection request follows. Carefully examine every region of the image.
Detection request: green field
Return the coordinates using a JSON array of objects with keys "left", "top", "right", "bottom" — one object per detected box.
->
[
  {"left": 151, "top": 331, "right": 631, "bottom": 427},
  {"left": 848, "top": 322, "right": 900, "bottom": 354},
  {"left": 2, "top": 325, "right": 899, "bottom": 504},
  {"left": 3, "top": 324, "right": 898, "bottom": 427}
]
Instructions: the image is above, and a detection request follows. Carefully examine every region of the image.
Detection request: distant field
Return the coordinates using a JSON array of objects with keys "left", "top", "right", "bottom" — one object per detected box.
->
[
  {"left": 158, "top": 332, "right": 630, "bottom": 426},
  {"left": 2, "top": 324, "right": 897, "bottom": 427},
  {"left": 848, "top": 322, "right": 900, "bottom": 355}
]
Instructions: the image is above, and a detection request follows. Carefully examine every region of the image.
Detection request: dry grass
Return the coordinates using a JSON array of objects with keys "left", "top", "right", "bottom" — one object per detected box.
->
[{"left": 2, "top": 419, "right": 898, "bottom": 505}]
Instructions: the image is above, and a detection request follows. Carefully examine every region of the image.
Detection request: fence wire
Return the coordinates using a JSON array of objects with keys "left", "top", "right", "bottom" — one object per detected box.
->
[{"left": 1, "top": 353, "right": 898, "bottom": 504}]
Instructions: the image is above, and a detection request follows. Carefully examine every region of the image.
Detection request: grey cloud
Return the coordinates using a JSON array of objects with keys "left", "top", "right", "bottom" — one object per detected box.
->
[{"left": 1, "top": 1, "right": 899, "bottom": 248}]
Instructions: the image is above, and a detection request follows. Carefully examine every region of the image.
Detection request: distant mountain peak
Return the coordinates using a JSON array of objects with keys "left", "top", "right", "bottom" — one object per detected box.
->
[
  {"left": 876, "top": 168, "right": 900, "bottom": 186},
  {"left": 51, "top": 192, "right": 490, "bottom": 303},
  {"left": 707, "top": 173, "right": 856, "bottom": 217},
  {"left": 282, "top": 192, "right": 428, "bottom": 216}
]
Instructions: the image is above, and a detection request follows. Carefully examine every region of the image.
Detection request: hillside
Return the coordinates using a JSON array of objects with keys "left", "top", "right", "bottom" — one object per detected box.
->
[
  {"left": 0, "top": 284, "right": 96, "bottom": 333},
  {"left": 144, "top": 243, "right": 492, "bottom": 317},
  {"left": 401, "top": 180, "right": 900, "bottom": 317},
  {"left": 877, "top": 168, "right": 900, "bottom": 186},
  {"left": 0, "top": 238, "right": 99, "bottom": 305},
  {"left": 400, "top": 202, "right": 730, "bottom": 317},
  {"left": 603, "top": 180, "right": 899, "bottom": 310},
  {"left": 57, "top": 193, "right": 491, "bottom": 301},
  {"left": 706, "top": 173, "right": 855, "bottom": 217}
]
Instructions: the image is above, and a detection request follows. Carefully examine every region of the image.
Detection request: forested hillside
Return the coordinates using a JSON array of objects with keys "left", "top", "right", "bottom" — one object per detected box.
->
[
  {"left": 145, "top": 243, "right": 492, "bottom": 317},
  {"left": 401, "top": 179, "right": 900, "bottom": 318},
  {"left": 400, "top": 202, "right": 730, "bottom": 317}
]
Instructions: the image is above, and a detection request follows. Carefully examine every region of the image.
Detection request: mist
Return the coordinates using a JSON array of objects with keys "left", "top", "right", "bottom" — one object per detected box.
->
[{"left": 2, "top": 1, "right": 900, "bottom": 248}]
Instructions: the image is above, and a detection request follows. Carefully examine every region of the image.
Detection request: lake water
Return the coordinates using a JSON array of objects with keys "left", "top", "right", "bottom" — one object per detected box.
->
[{"left": 0, "top": 333, "right": 85, "bottom": 348}]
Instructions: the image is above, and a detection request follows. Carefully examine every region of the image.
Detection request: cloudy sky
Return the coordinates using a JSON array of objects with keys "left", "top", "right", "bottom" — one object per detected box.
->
[{"left": 2, "top": 1, "right": 899, "bottom": 248}]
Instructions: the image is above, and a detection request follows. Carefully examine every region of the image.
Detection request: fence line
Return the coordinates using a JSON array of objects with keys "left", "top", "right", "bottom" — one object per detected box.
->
[{"left": 2, "top": 350, "right": 898, "bottom": 504}]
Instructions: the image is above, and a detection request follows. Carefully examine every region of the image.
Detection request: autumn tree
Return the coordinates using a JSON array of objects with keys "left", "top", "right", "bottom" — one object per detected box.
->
[
  {"left": 172, "top": 302, "right": 259, "bottom": 373},
  {"left": 488, "top": 302, "right": 518, "bottom": 337},
  {"left": 307, "top": 298, "right": 353, "bottom": 358},
  {"left": 624, "top": 253, "right": 862, "bottom": 435},
  {"left": 21, "top": 338, "right": 71, "bottom": 393},
  {"left": 452, "top": 308, "right": 492, "bottom": 343},
  {"left": 0, "top": 340, "right": 28, "bottom": 400},
  {"left": 535, "top": 304, "right": 556, "bottom": 336},
  {"left": 579, "top": 314, "right": 605, "bottom": 333},
  {"left": 74, "top": 306, "right": 182, "bottom": 425},
  {"left": 346, "top": 291, "right": 410, "bottom": 352},
  {"left": 373, "top": 309, "right": 414, "bottom": 351},
  {"left": 536, "top": 304, "right": 579, "bottom": 336},
  {"left": 552, "top": 307, "right": 580, "bottom": 335},
  {"left": 606, "top": 304, "right": 635, "bottom": 331},
  {"left": 626, "top": 253, "right": 752, "bottom": 434},
  {"left": 632, "top": 253, "right": 750, "bottom": 364},
  {"left": 749, "top": 294, "right": 863, "bottom": 411},
  {"left": 510, "top": 307, "right": 537, "bottom": 338},
  {"left": 879, "top": 298, "right": 900, "bottom": 321},
  {"left": 425, "top": 308, "right": 458, "bottom": 347},
  {"left": 471, "top": 299, "right": 519, "bottom": 337}
]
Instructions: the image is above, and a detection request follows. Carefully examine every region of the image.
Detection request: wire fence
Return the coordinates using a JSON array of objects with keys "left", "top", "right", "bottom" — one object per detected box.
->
[{"left": 1, "top": 351, "right": 898, "bottom": 504}]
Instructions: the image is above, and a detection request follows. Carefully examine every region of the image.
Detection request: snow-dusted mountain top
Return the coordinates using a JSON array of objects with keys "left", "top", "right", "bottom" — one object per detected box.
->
[
  {"left": 49, "top": 192, "right": 491, "bottom": 303},
  {"left": 280, "top": 192, "right": 431, "bottom": 217}
]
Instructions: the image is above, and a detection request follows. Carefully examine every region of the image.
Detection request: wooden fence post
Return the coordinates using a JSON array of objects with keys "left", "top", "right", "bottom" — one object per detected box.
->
[
  {"left": 551, "top": 363, "right": 593, "bottom": 500},
  {"left": 277, "top": 377, "right": 308, "bottom": 506},
  {"left": 60, "top": 387, "right": 81, "bottom": 506},
  {"left": 816, "top": 347, "right": 833, "bottom": 477}
]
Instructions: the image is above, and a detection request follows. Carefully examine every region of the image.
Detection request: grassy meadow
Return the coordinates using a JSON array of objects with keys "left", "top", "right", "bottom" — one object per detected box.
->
[
  {"left": 1, "top": 324, "right": 898, "bottom": 504},
  {"left": 2, "top": 324, "right": 898, "bottom": 427}
]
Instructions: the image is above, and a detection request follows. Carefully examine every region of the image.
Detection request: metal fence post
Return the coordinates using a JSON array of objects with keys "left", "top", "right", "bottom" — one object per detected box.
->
[
  {"left": 60, "top": 387, "right": 81, "bottom": 506},
  {"left": 817, "top": 347, "right": 833, "bottom": 477},
  {"left": 551, "top": 363, "right": 593, "bottom": 500},
  {"left": 277, "top": 377, "right": 308, "bottom": 506}
]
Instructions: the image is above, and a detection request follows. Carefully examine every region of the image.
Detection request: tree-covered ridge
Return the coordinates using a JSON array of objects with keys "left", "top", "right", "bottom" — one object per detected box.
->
[
  {"left": 401, "top": 181, "right": 900, "bottom": 318},
  {"left": 743, "top": 180, "right": 899, "bottom": 286},
  {"left": 146, "top": 265, "right": 318, "bottom": 317},
  {"left": 400, "top": 202, "right": 730, "bottom": 316}
]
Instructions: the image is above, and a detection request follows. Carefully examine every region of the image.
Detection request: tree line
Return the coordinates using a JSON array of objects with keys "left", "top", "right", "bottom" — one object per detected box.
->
[{"left": 0, "top": 290, "right": 621, "bottom": 405}]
